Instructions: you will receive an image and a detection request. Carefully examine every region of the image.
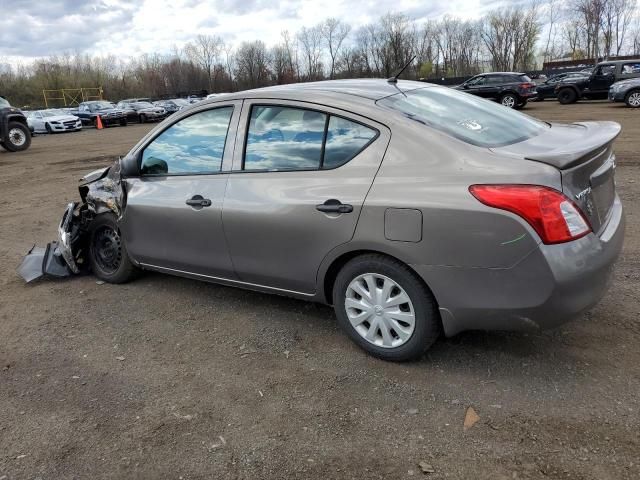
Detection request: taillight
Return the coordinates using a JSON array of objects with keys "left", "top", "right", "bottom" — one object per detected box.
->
[
  {"left": 469, "top": 185, "right": 592, "bottom": 244},
  {"left": 520, "top": 82, "right": 535, "bottom": 90}
]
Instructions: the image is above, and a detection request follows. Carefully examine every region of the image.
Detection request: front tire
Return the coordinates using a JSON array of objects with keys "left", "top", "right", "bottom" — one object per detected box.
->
[
  {"left": 120, "top": 118, "right": 128, "bottom": 126},
  {"left": 89, "top": 213, "right": 138, "bottom": 284},
  {"left": 139, "top": 114, "right": 146, "bottom": 124},
  {"left": 625, "top": 90, "right": 640, "bottom": 108},
  {"left": 557, "top": 88, "right": 577, "bottom": 104},
  {"left": 45, "top": 123, "right": 53, "bottom": 134},
  {"left": 3, "top": 122, "right": 31, "bottom": 152},
  {"left": 332, "top": 254, "right": 440, "bottom": 361}
]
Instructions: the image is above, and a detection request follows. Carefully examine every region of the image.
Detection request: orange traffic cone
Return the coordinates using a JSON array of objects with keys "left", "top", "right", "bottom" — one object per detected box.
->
[{"left": 95, "top": 115, "right": 104, "bottom": 130}]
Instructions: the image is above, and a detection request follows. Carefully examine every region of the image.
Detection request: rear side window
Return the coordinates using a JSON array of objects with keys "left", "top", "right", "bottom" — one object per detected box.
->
[
  {"left": 324, "top": 116, "right": 377, "bottom": 168},
  {"left": 141, "top": 107, "right": 233, "bottom": 175},
  {"left": 244, "top": 105, "right": 377, "bottom": 171},
  {"left": 622, "top": 63, "right": 640, "bottom": 74},
  {"left": 377, "top": 86, "right": 547, "bottom": 148}
]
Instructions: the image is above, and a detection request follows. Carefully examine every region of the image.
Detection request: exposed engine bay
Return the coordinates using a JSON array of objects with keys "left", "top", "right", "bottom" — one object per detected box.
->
[{"left": 17, "top": 160, "right": 124, "bottom": 282}]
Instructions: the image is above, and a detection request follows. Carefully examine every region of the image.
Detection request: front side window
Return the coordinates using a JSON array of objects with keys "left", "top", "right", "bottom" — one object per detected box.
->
[
  {"left": 378, "top": 86, "right": 547, "bottom": 148},
  {"left": 467, "top": 76, "right": 485, "bottom": 86},
  {"left": 244, "top": 106, "right": 326, "bottom": 171},
  {"left": 141, "top": 107, "right": 233, "bottom": 175}
]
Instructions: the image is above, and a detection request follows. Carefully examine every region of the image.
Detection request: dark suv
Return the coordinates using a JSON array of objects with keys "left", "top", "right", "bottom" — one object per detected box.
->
[
  {"left": 0, "top": 96, "right": 31, "bottom": 152},
  {"left": 555, "top": 59, "right": 640, "bottom": 104},
  {"left": 453, "top": 72, "right": 537, "bottom": 109}
]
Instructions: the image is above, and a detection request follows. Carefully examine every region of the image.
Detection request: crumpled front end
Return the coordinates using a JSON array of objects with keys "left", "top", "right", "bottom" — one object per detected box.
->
[{"left": 17, "top": 160, "right": 125, "bottom": 283}]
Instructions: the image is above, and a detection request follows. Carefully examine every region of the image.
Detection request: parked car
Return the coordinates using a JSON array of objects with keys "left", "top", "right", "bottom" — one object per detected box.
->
[
  {"left": 153, "top": 98, "right": 190, "bottom": 114},
  {"left": 0, "top": 95, "right": 31, "bottom": 152},
  {"left": 25, "top": 109, "right": 82, "bottom": 133},
  {"left": 555, "top": 59, "right": 640, "bottom": 104},
  {"left": 116, "top": 101, "right": 167, "bottom": 123},
  {"left": 535, "top": 72, "right": 591, "bottom": 100},
  {"left": 73, "top": 101, "right": 128, "bottom": 127},
  {"left": 608, "top": 77, "right": 640, "bottom": 107},
  {"left": 38, "top": 79, "right": 624, "bottom": 361},
  {"left": 453, "top": 72, "right": 537, "bottom": 108}
]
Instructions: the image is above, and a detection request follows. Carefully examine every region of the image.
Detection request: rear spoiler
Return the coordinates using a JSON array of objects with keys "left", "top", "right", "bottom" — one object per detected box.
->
[{"left": 524, "top": 121, "right": 621, "bottom": 170}]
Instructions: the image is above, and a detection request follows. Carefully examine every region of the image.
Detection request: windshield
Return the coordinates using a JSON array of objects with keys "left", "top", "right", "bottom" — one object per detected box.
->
[
  {"left": 134, "top": 102, "right": 154, "bottom": 108},
  {"left": 41, "top": 109, "right": 66, "bottom": 117},
  {"left": 0, "top": 97, "right": 10, "bottom": 108},
  {"left": 89, "top": 102, "right": 114, "bottom": 111},
  {"left": 377, "top": 86, "right": 547, "bottom": 148}
]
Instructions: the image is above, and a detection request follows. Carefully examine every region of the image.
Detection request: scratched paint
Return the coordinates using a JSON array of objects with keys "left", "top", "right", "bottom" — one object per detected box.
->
[{"left": 501, "top": 233, "right": 526, "bottom": 246}]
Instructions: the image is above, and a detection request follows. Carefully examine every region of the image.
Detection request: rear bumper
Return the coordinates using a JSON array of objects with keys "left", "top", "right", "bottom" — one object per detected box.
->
[{"left": 411, "top": 195, "right": 625, "bottom": 336}]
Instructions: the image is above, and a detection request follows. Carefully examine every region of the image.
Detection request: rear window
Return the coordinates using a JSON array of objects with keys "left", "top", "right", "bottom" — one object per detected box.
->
[
  {"left": 377, "top": 86, "right": 547, "bottom": 148},
  {"left": 518, "top": 75, "right": 532, "bottom": 83}
]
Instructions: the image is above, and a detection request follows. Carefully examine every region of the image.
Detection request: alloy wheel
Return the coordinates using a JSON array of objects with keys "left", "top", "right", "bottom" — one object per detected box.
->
[
  {"left": 501, "top": 95, "right": 516, "bottom": 108},
  {"left": 8, "top": 127, "right": 27, "bottom": 147},
  {"left": 344, "top": 273, "right": 416, "bottom": 348},
  {"left": 628, "top": 92, "right": 640, "bottom": 107}
]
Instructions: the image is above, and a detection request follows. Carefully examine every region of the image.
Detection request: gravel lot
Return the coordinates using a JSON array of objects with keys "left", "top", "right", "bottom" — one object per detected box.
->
[{"left": 1, "top": 101, "right": 638, "bottom": 480}]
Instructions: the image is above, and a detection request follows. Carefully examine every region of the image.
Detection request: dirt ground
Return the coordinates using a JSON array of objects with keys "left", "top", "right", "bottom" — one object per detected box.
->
[{"left": 0, "top": 101, "right": 638, "bottom": 480}]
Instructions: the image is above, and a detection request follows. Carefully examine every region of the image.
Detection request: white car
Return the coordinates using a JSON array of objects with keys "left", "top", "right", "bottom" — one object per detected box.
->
[{"left": 26, "top": 109, "right": 82, "bottom": 134}]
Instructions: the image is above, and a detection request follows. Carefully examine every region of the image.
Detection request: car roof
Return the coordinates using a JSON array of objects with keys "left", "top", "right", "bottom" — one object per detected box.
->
[
  {"left": 481, "top": 72, "right": 526, "bottom": 76},
  {"left": 202, "top": 79, "right": 433, "bottom": 104},
  {"left": 598, "top": 59, "right": 640, "bottom": 65}
]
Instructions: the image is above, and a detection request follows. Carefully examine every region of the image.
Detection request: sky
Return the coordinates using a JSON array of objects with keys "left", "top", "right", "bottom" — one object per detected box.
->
[{"left": 0, "top": 0, "right": 514, "bottom": 65}]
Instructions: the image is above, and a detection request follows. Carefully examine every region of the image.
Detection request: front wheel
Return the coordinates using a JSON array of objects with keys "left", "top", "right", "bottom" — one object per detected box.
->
[
  {"left": 120, "top": 118, "right": 128, "bottom": 126},
  {"left": 89, "top": 213, "right": 138, "bottom": 284},
  {"left": 139, "top": 114, "right": 146, "bottom": 124},
  {"left": 3, "top": 121, "right": 31, "bottom": 152},
  {"left": 332, "top": 254, "right": 440, "bottom": 361},
  {"left": 625, "top": 90, "right": 640, "bottom": 108},
  {"left": 45, "top": 123, "right": 53, "bottom": 134}
]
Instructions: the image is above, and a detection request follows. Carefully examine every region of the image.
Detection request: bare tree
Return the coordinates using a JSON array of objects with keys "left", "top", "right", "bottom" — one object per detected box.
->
[
  {"left": 185, "top": 34, "right": 223, "bottom": 91},
  {"left": 320, "top": 18, "right": 351, "bottom": 79},
  {"left": 235, "top": 40, "right": 271, "bottom": 89},
  {"left": 298, "top": 25, "right": 324, "bottom": 80}
]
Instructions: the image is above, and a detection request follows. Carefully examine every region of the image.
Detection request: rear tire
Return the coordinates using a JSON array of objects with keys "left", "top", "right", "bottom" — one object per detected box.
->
[
  {"left": 514, "top": 99, "right": 527, "bottom": 110},
  {"left": 332, "top": 254, "right": 440, "bottom": 361},
  {"left": 625, "top": 90, "right": 640, "bottom": 108},
  {"left": 557, "top": 88, "right": 577, "bottom": 104},
  {"left": 499, "top": 93, "right": 518, "bottom": 108},
  {"left": 89, "top": 213, "right": 138, "bottom": 284},
  {"left": 3, "top": 122, "right": 31, "bottom": 152}
]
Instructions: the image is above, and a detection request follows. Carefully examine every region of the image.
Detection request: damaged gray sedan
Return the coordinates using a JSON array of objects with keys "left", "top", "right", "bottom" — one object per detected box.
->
[{"left": 20, "top": 79, "right": 625, "bottom": 361}]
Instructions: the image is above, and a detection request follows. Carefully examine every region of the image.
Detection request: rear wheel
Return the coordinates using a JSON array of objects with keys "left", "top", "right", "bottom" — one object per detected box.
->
[
  {"left": 514, "top": 99, "right": 527, "bottom": 110},
  {"left": 332, "top": 254, "right": 440, "bottom": 361},
  {"left": 625, "top": 90, "right": 640, "bottom": 108},
  {"left": 557, "top": 88, "right": 577, "bottom": 104},
  {"left": 89, "top": 213, "right": 138, "bottom": 284},
  {"left": 499, "top": 93, "right": 517, "bottom": 108},
  {"left": 3, "top": 122, "right": 31, "bottom": 152}
]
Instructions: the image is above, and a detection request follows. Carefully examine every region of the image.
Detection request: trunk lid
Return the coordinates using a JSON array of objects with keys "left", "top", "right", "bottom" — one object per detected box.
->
[{"left": 492, "top": 121, "right": 620, "bottom": 234}]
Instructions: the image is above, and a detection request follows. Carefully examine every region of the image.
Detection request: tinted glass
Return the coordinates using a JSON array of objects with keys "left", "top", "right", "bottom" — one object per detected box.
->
[
  {"left": 244, "top": 106, "right": 326, "bottom": 171},
  {"left": 467, "top": 76, "right": 485, "bottom": 86},
  {"left": 378, "top": 86, "right": 547, "bottom": 148},
  {"left": 323, "top": 117, "right": 377, "bottom": 169},
  {"left": 485, "top": 75, "right": 504, "bottom": 84},
  {"left": 141, "top": 107, "right": 233, "bottom": 175},
  {"left": 518, "top": 75, "right": 532, "bottom": 82}
]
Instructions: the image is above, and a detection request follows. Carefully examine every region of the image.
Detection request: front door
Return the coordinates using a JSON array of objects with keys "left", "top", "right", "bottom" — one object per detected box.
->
[
  {"left": 222, "top": 101, "right": 390, "bottom": 294},
  {"left": 590, "top": 64, "right": 616, "bottom": 92},
  {"left": 121, "top": 103, "right": 240, "bottom": 278}
]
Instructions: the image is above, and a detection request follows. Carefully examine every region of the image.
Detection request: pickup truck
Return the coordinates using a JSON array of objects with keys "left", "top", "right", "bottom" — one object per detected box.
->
[
  {"left": 555, "top": 59, "right": 640, "bottom": 104},
  {"left": 72, "top": 101, "right": 128, "bottom": 127}
]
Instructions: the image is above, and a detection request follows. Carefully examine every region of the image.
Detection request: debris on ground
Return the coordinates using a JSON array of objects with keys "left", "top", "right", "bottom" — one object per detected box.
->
[
  {"left": 418, "top": 461, "right": 435, "bottom": 474},
  {"left": 115, "top": 356, "right": 125, "bottom": 361},
  {"left": 464, "top": 406, "right": 480, "bottom": 430}
]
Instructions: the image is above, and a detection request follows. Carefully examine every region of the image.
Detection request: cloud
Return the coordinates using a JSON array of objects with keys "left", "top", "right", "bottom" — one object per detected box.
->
[{"left": 0, "top": 0, "right": 514, "bottom": 62}]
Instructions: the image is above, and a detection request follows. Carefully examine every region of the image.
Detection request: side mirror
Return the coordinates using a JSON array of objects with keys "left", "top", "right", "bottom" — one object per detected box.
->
[
  {"left": 120, "top": 152, "right": 141, "bottom": 177},
  {"left": 462, "top": 84, "right": 469, "bottom": 89}
]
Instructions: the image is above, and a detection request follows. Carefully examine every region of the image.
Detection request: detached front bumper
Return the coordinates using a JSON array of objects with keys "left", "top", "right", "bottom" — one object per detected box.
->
[
  {"left": 412, "top": 195, "right": 625, "bottom": 336},
  {"left": 608, "top": 91, "right": 626, "bottom": 102}
]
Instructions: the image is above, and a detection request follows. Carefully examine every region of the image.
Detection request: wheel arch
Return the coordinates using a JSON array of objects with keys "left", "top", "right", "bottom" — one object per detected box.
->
[{"left": 318, "top": 247, "right": 440, "bottom": 310}]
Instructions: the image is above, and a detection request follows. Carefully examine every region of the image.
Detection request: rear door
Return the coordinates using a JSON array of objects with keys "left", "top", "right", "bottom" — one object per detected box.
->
[
  {"left": 121, "top": 102, "right": 241, "bottom": 278},
  {"left": 222, "top": 100, "right": 390, "bottom": 293}
]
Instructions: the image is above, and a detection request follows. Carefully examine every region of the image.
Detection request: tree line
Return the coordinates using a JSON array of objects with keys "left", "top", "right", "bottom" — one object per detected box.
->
[{"left": 1, "top": 0, "right": 639, "bottom": 107}]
